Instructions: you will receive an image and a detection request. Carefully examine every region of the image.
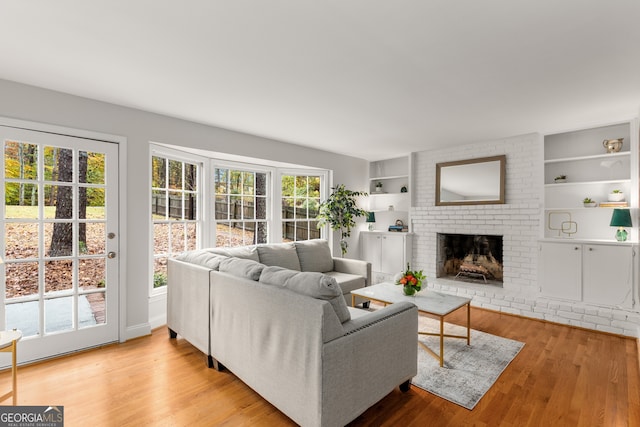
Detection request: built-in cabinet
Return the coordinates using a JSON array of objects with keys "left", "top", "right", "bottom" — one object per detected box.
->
[
  {"left": 540, "top": 120, "right": 639, "bottom": 310},
  {"left": 539, "top": 241, "right": 636, "bottom": 309},
  {"left": 360, "top": 231, "right": 413, "bottom": 284},
  {"left": 368, "top": 155, "right": 413, "bottom": 232}
]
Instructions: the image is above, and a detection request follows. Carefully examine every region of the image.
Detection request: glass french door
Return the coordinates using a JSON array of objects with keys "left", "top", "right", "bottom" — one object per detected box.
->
[{"left": 0, "top": 126, "right": 119, "bottom": 364}]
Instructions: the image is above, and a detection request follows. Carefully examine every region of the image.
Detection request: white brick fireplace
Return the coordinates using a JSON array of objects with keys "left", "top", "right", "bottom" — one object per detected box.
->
[{"left": 410, "top": 133, "right": 640, "bottom": 337}]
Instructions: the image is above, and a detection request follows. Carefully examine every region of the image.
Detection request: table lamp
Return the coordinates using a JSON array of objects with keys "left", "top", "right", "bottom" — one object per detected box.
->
[
  {"left": 366, "top": 212, "right": 376, "bottom": 231},
  {"left": 609, "top": 209, "right": 632, "bottom": 241}
]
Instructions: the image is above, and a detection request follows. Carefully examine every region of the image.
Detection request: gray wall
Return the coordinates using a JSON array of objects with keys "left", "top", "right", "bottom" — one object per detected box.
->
[{"left": 0, "top": 79, "right": 368, "bottom": 339}]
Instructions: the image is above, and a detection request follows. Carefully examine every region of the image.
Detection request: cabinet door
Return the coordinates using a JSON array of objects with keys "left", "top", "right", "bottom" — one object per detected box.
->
[
  {"left": 360, "top": 233, "right": 381, "bottom": 272},
  {"left": 583, "top": 245, "right": 634, "bottom": 308},
  {"left": 540, "top": 242, "right": 581, "bottom": 301},
  {"left": 380, "top": 234, "right": 406, "bottom": 275}
]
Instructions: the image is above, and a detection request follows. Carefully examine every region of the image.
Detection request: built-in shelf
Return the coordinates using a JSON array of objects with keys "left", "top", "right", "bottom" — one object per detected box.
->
[{"left": 543, "top": 120, "right": 637, "bottom": 241}]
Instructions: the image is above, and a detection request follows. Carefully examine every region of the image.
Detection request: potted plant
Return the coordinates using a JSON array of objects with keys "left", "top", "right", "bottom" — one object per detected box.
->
[
  {"left": 608, "top": 189, "right": 625, "bottom": 202},
  {"left": 554, "top": 175, "right": 567, "bottom": 183},
  {"left": 395, "top": 263, "right": 425, "bottom": 296},
  {"left": 583, "top": 197, "right": 597, "bottom": 207},
  {"left": 316, "top": 184, "right": 368, "bottom": 256}
]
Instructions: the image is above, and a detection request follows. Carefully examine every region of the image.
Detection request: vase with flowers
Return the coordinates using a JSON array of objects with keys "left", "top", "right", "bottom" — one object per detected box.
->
[{"left": 395, "top": 263, "right": 426, "bottom": 296}]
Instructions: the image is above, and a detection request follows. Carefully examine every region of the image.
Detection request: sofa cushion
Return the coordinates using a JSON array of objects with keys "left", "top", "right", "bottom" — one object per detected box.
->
[
  {"left": 323, "top": 271, "right": 366, "bottom": 294},
  {"left": 219, "top": 257, "right": 265, "bottom": 281},
  {"left": 257, "top": 243, "right": 301, "bottom": 271},
  {"left": 259, "top": 266, "right": 350, "bottom": 323},
  {"left": 294, "top": 239, "right": 334, "bottom": 272},
  {"left": 222, "top": 246, "right": 260, "bottom": 261},
  {"left": 175, "top": 249, "right": 227, "bottom": 270}
]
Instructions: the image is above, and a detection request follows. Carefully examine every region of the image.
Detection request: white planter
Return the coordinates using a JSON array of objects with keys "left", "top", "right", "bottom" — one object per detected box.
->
[{"left": 608, "top": 192, "right": 625, "bottom": 202}]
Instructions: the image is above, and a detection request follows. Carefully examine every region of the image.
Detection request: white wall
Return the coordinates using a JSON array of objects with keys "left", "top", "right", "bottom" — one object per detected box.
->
[
  {"left": 0, "top": 79, "right": 368, "bottom": 339},
  {"left": 411, "top": 134, "right": 640, "bottom": 337}
]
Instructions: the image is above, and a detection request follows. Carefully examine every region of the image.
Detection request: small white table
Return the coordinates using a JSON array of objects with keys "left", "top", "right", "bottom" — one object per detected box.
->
[
  {"left": 351, "top": 282, "right": 471, "bottom": 367},
  {"left": 0, "top": 330, "right": 22, "bottom": 405}
]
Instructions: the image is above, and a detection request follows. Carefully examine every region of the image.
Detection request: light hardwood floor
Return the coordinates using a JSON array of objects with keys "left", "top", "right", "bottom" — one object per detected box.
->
[{"left": 1, "top": 308, "right": 639, "bottom": 426}]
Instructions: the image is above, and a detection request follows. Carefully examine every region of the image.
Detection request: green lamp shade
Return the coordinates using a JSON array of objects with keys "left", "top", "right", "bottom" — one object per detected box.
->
[
  {"left": 366, "top": 212, "right": 376, "bottom": 222},
  {"left": 610, "top": 209, "right": 632, "bottom": 227}
]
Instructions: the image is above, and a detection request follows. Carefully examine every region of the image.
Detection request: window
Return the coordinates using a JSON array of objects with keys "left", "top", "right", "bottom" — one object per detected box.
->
[
  {"left": 151, "top": 154, "right": 200, "bottom": 289},
  {"left": 281, "top": 173, "right": 322, "bottom": 242},
  {"left": 214, "top": 167, "right": 268, "bottom": 247}
]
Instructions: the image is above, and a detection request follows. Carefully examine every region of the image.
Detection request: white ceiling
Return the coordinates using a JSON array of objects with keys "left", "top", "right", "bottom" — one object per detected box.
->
[{"left": 1, "top": 1, "right": 639, "bottom": 161}]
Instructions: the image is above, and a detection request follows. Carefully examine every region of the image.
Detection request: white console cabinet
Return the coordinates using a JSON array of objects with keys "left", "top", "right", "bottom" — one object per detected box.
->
[
  {"left": 539, "top": 240, "right": 636, "bottom": 309},
  {"left": 360, "top": 231, "right": 412, "bottom": 283}
]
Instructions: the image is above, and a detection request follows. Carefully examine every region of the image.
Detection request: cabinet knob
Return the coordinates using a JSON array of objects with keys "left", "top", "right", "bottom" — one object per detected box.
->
[
  {"left": 588, "top": 247, "right": 593, "bottom": 251},
  {"left": 574, "top": 247, "right": 579, "bottom": 250}
]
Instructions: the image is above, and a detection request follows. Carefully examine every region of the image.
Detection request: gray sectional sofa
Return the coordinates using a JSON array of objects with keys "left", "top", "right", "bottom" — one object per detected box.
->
[{"left": 167, "top": 239, "right": 419, "bottom": 427}]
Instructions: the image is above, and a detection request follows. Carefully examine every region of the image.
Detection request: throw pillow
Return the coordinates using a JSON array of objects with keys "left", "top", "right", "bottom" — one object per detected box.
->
[
  {"left": 224, "top": 246, "right": 260, "bottom": 261},
  {"left": 175, "top": 249, "right": 227, "bottom": 270},
  {"left": 219, "top": 257, "right": 265, "bottom": 281},
  {"left": 259, "top": 267, "right": 350, "bottom": 323},
  {"left": 294, "top": 239, "right": 334, "bottom": 272},
  {"left": 257, "top": 243, "right": 301, "bottom": 271}
]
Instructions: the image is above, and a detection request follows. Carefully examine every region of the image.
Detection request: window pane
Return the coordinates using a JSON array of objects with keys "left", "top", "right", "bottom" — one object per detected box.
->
[
  {"left": 168, "top": 191, "right": 182, "bottom": 220},
  {"left": 79, "top": 258, "right": 106, "bottom": 291},
  {"left": 152, "top": 156, "right": 166, "bottom": 188},
  {"left": 215, "top": 168, "right": 228, "bottom": 193},
  {"left": 83, "top": 292, "right": 106, "bottom": 326},
  {"left": 5, "top": 183, "right": 38, "bottom": 216},
  {"left": 45, "top": 185, "right": 73, "bottom": 219},
  {"left": 154, "top": 223, "right": 169, "bottom": 254},
  {"left": 45, "top": 259, "right": 73, "bottom": 294},
  {"left": 5, "top": 141, "right": 37, "bottom": 180},
  {"left": 81, "top": 222, "right": 106, "bottom": 255},
  {"left": 185, "top": 193, "right": 197, "bottom": 220},
  {"left": 215, "top": 195, "right": 229, "bottom": 219},
  {"left": 84, "top": 151, "right": 105, "bottom": 184},
  {"left": 5, "top": 261, "right": 39, "bottom": 299},
  {"left": 44, "top": 147, "right": 73, "bottom": 182},
  {"left": 185, "top": 163, "right": 197, "bottom": 191},
  {"left": 243, "top": 196, "right": 255, "bottom": 219},
  {"left": 152, "top": 190, "right": 167, "bottom": 219},
  {"left": 5, "top": 223, "right": 38, "bottom": 259},
  {"left": 282, "top": 175, "right": 294, "bottom": 197},
  {"left": 186, "top": 223, "right": 197, "bottom": 251},
  {"left": 45, "top": 222, "right": 73, "bottom": 257},
  {"left": 243, "top": 173, "right": 254, "bottom": 195},
  {"left": 85, "top": 188, "right": 105, "bottom": 219},
  {"left": 171, "top": 223, "right": 185, "bottom": 253},
  {"left": 168, "top": 160, "right": 182, "bottom": 189},
  {"left": 154, "top": 257, "right": 168, "bottom": 288}
]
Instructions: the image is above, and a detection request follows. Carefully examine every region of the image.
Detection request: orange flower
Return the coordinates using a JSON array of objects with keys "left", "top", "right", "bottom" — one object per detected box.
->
[{"left": 399, "top": 277, "right": 407, "bottom": 285}]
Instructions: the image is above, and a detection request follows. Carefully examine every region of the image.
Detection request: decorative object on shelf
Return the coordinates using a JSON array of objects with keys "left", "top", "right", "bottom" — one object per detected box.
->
[
  {"left": 316, "top": 184, "right": 368, "bottom": 256},
  {"left": 583, "top": 197, "right": 597, "bottom": 207},
  {"left": 375, "top": 181, "right": 383, "bottom": 193},
  {"left": 547, "top": 211, "right": 577, "bottom": 237},
  {"left": 610, "top": 209, "right": 632, "bottom": 242},
  {"left": 366, "top": 211, "right": 376, "bottom": 231},
  {"left": 388, "top": 205, "right": 394, "bottom": 211},
  {"left": 603, "top": 138, "right": 624, "bottom": 153},
  {"left": 599, "top": 201, "right": 628, "bottom": 208},
  {"left": 608, "top": 190, "right": 625, "bottom": 202},
  {"left": 395, "top": 263, "right": 425, "bottom": 296},
  {"left": 400, "top": 186, "right": 408, "bottom": 193},
  {"left": 554, "top": 175, "right": 567, "bottom": 183}
]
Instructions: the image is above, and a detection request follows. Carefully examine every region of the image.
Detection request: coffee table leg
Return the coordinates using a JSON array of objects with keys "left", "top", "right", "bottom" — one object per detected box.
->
[
  {"left": 466, "top": 302, "right": 471, "bottom": 345},
  {"left": 439, "top": 316, "right": 444, "bottom": 367}
]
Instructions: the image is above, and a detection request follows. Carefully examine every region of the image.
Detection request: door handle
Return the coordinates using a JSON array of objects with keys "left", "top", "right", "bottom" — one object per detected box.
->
[{"left": 108, "top": 252, "right": 117, "bottom": 259}]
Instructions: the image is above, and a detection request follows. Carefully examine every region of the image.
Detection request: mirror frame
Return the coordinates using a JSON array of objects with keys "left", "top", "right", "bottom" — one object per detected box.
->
[{"left": 435, "top": 155, "right": 506, "bottom": 206}]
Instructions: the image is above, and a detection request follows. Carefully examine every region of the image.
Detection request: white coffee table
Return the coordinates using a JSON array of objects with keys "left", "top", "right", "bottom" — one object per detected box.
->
[{"left": 351, "top": 282, "right": 471, "bottom": 367}]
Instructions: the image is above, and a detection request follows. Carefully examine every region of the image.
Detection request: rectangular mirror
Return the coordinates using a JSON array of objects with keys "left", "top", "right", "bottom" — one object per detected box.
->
[{"left": 436, "top": 155, "right": 506, "bottom": 206}]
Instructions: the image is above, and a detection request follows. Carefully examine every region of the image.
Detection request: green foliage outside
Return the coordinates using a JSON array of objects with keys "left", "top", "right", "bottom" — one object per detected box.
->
[{"left": 154, "top": 272, "right": 168, "bottom": 288}]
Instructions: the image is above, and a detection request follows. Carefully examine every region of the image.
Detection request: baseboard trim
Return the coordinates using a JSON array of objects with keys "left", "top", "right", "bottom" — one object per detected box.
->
[{"left": 125, "top": 322, "right": 152, "bottom": 341}]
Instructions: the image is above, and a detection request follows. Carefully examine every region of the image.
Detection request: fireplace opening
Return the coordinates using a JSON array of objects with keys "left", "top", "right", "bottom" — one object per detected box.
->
[{"left": 437, "top": 233, "right": 503, "bottom": 286}]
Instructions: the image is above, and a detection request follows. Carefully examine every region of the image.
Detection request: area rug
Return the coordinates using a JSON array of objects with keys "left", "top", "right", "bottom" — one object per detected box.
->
[{"left": 412, "top": 316, "right": 524, "bottom": 410}]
